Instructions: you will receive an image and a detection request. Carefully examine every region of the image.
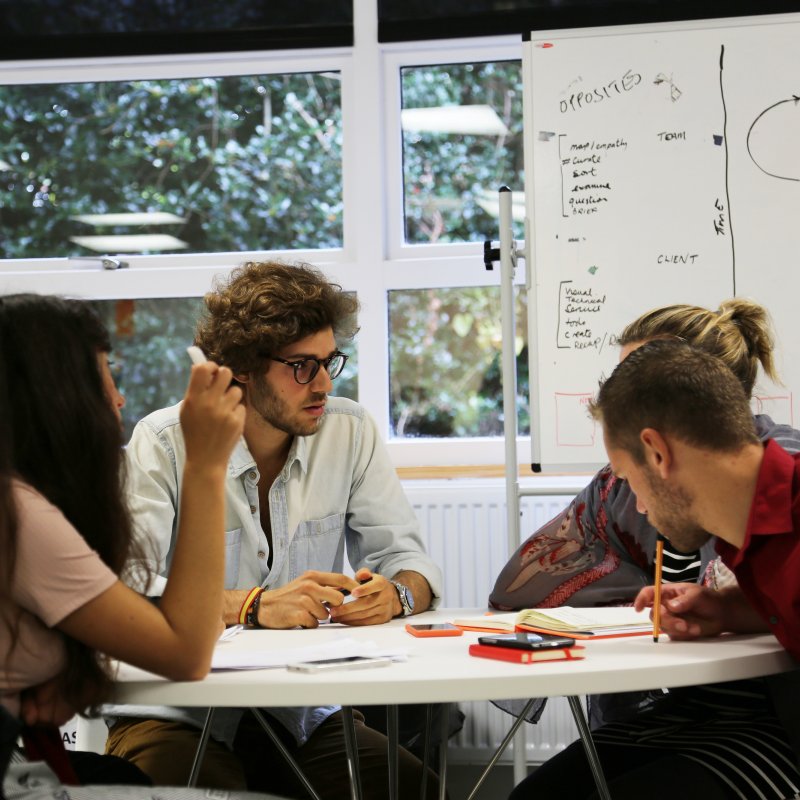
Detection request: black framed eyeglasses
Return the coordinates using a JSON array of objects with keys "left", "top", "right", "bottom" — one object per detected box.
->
[{"left": 268, "top": 351, "right": 349, "bottom": 385}]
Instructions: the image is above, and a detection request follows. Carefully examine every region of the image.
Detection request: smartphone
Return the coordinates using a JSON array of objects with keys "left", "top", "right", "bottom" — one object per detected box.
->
[
  {"left": 287, "top": 655, "right": 392, "bottom": 673},
  {"left": 477, "top": 632, "right": 575, "bottom": 650},
  {"left": 405, "top": 623, "right": 463, "bottom": 638}
]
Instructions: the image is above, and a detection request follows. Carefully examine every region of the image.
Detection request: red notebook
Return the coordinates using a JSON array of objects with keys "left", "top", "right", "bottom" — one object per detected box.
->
[{"left": 468, "top": 643, "right": 585, "bottom": 664}]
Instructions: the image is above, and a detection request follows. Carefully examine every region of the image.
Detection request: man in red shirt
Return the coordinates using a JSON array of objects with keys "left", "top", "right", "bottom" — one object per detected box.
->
[
  {"left": 510, "top": 338, "right": 800, "bottom": 800},
  {"left": 587, "top": 338, "right": 800, "bottom": 660}
]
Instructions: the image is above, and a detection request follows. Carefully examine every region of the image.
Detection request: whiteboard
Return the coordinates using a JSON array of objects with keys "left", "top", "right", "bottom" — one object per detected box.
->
[{"left": 523, "top": 13, "right": 800, "bottom": 471}]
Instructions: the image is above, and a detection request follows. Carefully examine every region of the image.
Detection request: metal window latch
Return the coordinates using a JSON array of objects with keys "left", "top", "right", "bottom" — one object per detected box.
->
[
  {"left": 68, "top": 256, "right": 129, "bottom": 270},
  {"left": 483, "top": 239, "right": 500, "bottom": 270}
]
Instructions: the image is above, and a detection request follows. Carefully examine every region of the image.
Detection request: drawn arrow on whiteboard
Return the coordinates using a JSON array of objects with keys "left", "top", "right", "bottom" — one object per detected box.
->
[{"left": 746, "top": 96, "right": 800, "bottom": 182}]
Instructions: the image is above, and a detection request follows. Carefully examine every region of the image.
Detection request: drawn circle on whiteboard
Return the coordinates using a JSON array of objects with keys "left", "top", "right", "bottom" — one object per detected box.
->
[{"left": 746, "top": 97, "right": 800, "bottom": 182}]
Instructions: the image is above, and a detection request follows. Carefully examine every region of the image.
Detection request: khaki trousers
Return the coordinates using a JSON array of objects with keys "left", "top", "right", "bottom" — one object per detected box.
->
[{"left": 106, "top": 709, "right": 443, "bottom": 800}]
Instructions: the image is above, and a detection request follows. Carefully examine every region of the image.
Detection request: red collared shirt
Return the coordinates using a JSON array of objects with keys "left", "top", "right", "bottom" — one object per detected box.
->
[{"left": 716, "top": 439, "right": 800, "bottom": 661}]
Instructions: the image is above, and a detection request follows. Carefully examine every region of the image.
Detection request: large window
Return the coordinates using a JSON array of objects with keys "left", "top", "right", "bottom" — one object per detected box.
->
[
  {"left": 386, "top": 52, "right": 528, "bottom": 444},
  {"left": 0, "top": 6, "right": 527, "bottom": 467},
  {"left": 0, "top": 72, "right": 342, "bottom": 259}
]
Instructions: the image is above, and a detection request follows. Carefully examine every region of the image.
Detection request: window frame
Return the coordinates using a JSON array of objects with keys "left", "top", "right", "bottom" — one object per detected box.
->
[
  {"left": 382, "top": 38, "right": 525, "bottom": 263},
  {"left": 0, "top": 45, "right": 352, "bottom": 290},
  {"left": 0, "top": 6, "right": 530, "bottom": 468}
]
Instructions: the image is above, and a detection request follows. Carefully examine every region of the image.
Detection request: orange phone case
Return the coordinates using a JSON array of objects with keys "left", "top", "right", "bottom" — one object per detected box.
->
[{"left": 405, "top": 623, "right": 463, "bottom": 637}]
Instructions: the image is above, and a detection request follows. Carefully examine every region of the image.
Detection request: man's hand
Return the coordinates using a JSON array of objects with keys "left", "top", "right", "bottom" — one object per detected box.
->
[
  {"left": 20, "top": 677, "right": 78, "bottom": 728},
  {"left": 634, "top": 582, "right": 768, "bottom": 640},
  {"left": 329, "top": 570, "right": 398, "bottom": 626},
  {"left": 331, "top": 569, "right": 434, "bottom": 626},
  {"left": 180, "top": 362, "right": 245, "bottom": 474},
  {"left": 252, "top": 571, "right": 360, "bottom": 629}
]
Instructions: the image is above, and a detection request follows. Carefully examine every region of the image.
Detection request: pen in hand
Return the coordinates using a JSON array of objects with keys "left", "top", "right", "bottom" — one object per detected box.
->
[
  {"left": 187, "top": 346, "right": 207, "bottom": 365},
  {"left": 653, "top": 536, "right": 665, "bottom": 642}
]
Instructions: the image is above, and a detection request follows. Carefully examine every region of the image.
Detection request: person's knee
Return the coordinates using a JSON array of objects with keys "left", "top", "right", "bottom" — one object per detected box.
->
[
  {"left": 106, "top": 718, "right": 246, "bottom": 790},
  {"left": 292, "top": 709, "right": 446, "bottom": 800}
]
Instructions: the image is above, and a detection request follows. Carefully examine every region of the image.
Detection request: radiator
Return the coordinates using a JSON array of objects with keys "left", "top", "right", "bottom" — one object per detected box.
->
[{"left": 403, "top": 479, "right": 581, "bottom": 765}]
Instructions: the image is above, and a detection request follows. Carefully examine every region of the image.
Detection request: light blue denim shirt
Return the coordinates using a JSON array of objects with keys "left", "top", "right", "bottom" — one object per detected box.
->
[{"left": 108, "top": 396, "right": 443, "bottom": 747}]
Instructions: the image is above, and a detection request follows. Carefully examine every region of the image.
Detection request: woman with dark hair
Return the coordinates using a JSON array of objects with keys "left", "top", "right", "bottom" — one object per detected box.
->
[{"left": 0, "top": 293, "right": 249, "bottom": 797}]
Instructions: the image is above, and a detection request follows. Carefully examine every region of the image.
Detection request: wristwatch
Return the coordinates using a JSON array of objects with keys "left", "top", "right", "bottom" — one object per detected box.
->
[{"left": 391, "top": 581, "right": 415, "bottom": 617}]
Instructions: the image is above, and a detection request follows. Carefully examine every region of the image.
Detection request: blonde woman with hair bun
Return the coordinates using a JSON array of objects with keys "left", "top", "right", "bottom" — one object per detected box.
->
[{"left": 618, "top": 298, "right": 777, "bottom": 396}]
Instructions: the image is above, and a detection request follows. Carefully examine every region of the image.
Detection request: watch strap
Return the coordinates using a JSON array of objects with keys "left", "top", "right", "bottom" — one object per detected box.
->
[{"left": 391, "top": 581, "right": 414, "bottom": 617}]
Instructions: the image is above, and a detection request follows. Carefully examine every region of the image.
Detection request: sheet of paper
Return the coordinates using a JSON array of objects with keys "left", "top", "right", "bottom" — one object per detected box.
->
[
  {"left": 211, "top": 636, "right": 409, "bottom": 671},
  {"left": 451, "top": 612, "right": 518, "bottom": 631}
]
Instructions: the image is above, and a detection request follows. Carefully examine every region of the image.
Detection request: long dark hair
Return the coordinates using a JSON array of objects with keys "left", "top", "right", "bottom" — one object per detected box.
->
[
  {"left": 0, "top": 294, "right": 136, "bottom": 710},
  {"left": 0, "top": 370, "right": 18, "bottom": 671}
]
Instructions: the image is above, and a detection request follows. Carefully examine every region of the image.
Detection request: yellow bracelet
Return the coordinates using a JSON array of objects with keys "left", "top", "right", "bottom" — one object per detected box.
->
[
  {"left": 246, "top": 590, "right": 264, "bottom": 628},
  {"left": 238, "top": 586, "right": 263, "bottom": 625}
]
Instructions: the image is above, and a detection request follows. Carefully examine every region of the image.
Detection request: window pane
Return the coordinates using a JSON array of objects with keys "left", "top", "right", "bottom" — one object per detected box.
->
[
  {"left": 0, "top": 72, "right": 342, "bottom": 259},
  {"left": 401, "top": 61, "right": 524, "bottom": 245},
  {"left": 388, "top": 287, "right": 528, "bottom": 438},
  {"left": 94, "top": 298, "right": 357, "bottom": 441}
]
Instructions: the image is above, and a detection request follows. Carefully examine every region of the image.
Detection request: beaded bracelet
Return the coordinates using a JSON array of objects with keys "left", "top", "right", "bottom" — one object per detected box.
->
[
  {"left": 246, "top": 589, "right": 264, "bottom": 628},
  {"left": 238, "top": 586, "right": 263, "bottom": 625}
]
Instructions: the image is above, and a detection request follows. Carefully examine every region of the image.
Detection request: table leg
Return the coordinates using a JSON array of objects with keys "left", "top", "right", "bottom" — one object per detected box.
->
[
  {"left": 341, "top": 706, "right": 363, "bottom": 800},
  {"left": 438, "top": 703, "right": 449, "bottom": 800},
  {"left": 512, "top": 726, "right": 527, "bottom": 785},
  {"left": 567, "top": 696, "right": 612, "bottom": 800},
  {"left": 251, "top": 708, "right": 322, "bottom": 800},
  {"left": 187, "top": 708, "right": 214, "bottom": 787},
  {"left": 420, "top": 704, "right": 434, "bottom": 800},
  {"left": 465, "top": 697, "right": 538, "bottom": 800},
  {"left": 387, "top": 705, "right": 398, "bottom": 800}
]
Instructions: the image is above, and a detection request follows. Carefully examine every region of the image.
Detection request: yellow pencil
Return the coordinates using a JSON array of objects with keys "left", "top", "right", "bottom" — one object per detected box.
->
[{"left": 653, "top": 537, "right": 664, "bottom": 642}]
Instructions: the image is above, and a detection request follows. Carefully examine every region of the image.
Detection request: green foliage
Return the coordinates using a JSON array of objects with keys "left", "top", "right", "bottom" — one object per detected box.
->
[
  {"left": 0, "top": 73, "right": 342, "bottom": 257},
  {"left": 402, "top": 61, "right": 524, "bottom": 244},
  {"left": 389, "top": 287, "right": 529, "bottom": 437}
]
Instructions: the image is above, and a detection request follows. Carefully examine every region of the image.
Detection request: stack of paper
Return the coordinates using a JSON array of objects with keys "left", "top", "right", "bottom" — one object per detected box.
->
[
  {"left": 211, "top": 635, "right": 409, "bottom": 671},
  {"left": 451, "top": 612, "right": 519, "bottom": 633}
]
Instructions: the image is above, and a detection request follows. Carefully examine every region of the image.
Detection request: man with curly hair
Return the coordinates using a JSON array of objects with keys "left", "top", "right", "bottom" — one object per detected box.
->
[{"left": 105, "top": 261, "right": 444, "bottom": 800}]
